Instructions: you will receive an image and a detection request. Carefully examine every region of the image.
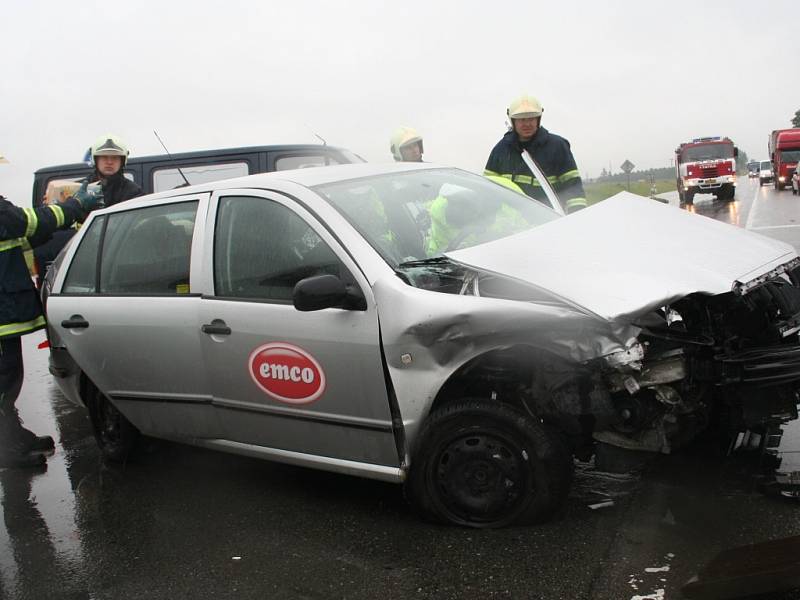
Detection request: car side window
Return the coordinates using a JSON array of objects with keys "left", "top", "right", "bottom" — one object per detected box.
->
[
  {"left": 214, "top": 196, "right": 351, "bottom": 302},
  {"left": 62, "top": 216, "right": 106, "bottom": 294},
  {"left": 99, "top": 201, "right": 198, "bottom": 295},
  {"left": 152, "top": 162, "right": 249, "bottom": 192},
  {"left": 274, "top": 155, "right": 342, "bottom": 170}
]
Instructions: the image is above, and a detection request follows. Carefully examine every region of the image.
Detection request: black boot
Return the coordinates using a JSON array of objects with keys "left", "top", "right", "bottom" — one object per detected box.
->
[
  {"left": 13, "top": 412, "right": 55, "bottom": 453},
  {"left": 17, "top": 427, "right": 55, "bottom": 453},
  {"left": 0, "top": 419, "right": 46, "bottom": 468}
]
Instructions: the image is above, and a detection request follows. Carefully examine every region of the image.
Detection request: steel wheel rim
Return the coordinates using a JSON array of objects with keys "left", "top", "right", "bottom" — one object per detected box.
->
[{"left": 432, "top": 428, "right": 532, "bottom": 525}]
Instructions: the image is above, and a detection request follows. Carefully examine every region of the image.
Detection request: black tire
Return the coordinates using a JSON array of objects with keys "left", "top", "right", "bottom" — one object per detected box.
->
[
  {"left": 86, "top": 385, "right": 140, "bottom": 462},
  {"left": 725, "top": 186, "right": 736, "bottom": 202},
  {"left": 405, "top": 400, "right": 573, "bottom": 528}
]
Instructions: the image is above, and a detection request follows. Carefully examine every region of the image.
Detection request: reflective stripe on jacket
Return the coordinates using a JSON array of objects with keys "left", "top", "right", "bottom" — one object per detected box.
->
[
  {"left": 0, "top": 197, "right": 81, "bottom": 339},
  {"left": 484, "top": 127, "right": 587, "bottom": 214}
]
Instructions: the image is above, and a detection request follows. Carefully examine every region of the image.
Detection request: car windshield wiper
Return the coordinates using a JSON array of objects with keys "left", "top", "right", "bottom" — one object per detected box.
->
[{"left": 395, "top": 256, "right": 451, "bottom": 270}]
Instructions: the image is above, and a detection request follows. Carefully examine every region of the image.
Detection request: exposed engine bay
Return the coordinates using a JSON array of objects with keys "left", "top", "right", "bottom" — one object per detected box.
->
[{"left": 596, "top": 267, "right": 800, "bottom": 456}]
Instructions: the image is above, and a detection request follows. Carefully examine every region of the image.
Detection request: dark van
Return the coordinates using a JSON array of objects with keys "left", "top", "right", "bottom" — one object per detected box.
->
[{"left": 32, "top": 144, "right": 363, "bottom": 207}]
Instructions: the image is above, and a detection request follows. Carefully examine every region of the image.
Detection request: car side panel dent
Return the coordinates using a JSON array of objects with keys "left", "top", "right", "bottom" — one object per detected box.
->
[{"left": 372, "top": 275, "right": 640, "bottom": 446}]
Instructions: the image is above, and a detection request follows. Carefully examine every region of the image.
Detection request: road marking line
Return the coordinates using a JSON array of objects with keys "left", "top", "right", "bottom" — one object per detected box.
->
[
  {"left": 744, "top": 182, "right": 762, "bottom": 230},
  {"left": 750, "top": 224, "right": 800, "bottom": 231}
]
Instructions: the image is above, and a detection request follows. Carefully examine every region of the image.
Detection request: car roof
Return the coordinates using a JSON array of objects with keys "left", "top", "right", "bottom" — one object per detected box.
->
[{"left": 113, "top": 162, "right": 448, "bottom": 207}]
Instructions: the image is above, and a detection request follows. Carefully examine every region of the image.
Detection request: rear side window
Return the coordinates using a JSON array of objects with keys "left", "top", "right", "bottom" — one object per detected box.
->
[
  {"left": 213, "top": 196, "right": 350, "bottom": 302},
  {"left": 153, "top": 162, "right": 249, "bottom": 192},
  {"left": 274, "top": 155, "right": 343, "bottom": 171},
  {"left": 62, "top": 201, "right": 198, "bottom": 295},
  {"left": 62, "top": 216, "right": 105, "bottom": 293}
]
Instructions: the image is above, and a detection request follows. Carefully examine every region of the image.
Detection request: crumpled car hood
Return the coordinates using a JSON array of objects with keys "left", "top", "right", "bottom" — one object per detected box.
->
[{"left": 446, "top": 192, "right": 798, "bottom": 321}]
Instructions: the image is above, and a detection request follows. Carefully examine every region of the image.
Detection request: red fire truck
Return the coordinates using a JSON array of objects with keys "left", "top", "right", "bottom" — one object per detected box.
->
[
  {"left": 675, "top": 137, "right": 738, "bottom": 205},
  {"left": 768, "top": 128, "right": 800, "bottom": 191}
]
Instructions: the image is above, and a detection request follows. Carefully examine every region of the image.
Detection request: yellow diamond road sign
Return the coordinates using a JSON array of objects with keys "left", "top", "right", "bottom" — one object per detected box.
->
[{"left": 620, "top": 160, "right": 635, "bottom": 173}]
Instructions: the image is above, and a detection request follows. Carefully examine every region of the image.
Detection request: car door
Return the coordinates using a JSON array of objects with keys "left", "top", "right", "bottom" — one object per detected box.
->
[
  {"left": 198, "top": 190, "right": 400, "bottom": 468},
  {"left": 47, "top": 195, "right": 220, "bottom": 438}
]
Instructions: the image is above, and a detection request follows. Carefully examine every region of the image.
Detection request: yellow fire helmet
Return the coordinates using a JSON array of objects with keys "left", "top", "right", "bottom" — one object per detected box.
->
[
  {"left": 507, "top": 95, "right": 544, "bottom": 120},
  {"left": 390, "top": 126, "right": 423, "bottom": 161}
]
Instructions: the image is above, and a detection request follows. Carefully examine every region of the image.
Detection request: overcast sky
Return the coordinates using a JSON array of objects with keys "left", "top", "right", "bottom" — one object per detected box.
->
[{"left": 2, "top": 0, "right": 797, "bottom": 205}]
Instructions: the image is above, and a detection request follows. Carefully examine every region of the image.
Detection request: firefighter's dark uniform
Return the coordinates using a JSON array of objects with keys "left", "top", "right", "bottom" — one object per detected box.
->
[
  {"left": 484, "top": 127, "right": 587, "bottom": 214},
  {"left": 88, "top": 169, "right": 142, "bottom": 207},
  {"left": 0, "top": 196, "right": 84, "bottom": 467}
]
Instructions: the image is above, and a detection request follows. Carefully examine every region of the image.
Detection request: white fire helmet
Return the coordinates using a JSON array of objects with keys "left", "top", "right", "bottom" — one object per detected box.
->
[
  {"left": 390, "top": 126, "right": 423, "bottom": 161},
  {"left": 507, "top": 95, "right": 544, "bottom": 120},
  {"left": 91, "top": 135, "right": 130, "bottom": 166}
]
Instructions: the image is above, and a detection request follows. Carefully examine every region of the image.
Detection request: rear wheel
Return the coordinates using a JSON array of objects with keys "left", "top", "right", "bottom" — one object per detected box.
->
[
  {"left": 405, "top": 399, "right": 573, "bottom": 528},
  {"left": 86, "top": 384, "right": 141, "bottom": 462}
]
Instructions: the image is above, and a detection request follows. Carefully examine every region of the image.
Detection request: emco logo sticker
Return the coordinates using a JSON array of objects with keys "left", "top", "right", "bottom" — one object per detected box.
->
[{"left": 248, "top": 343, "right": 326, "bottom": 404}]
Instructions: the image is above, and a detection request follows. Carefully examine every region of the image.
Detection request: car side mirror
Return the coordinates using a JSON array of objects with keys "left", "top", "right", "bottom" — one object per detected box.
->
[
  {"left": 293, "top": 274, "right": 366, "bottom": 312},
  {"left": 733, "top": 147, "right": 739, "bottom": 157}
]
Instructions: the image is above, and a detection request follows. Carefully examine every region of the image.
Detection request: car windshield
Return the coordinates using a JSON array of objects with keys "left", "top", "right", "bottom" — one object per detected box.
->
[
  {"left": 681, "top": 143, "right": 734, "bottom": 161},
  {"left": 314, "top": 168, "right": 560, "bottom": 269},
  {"left": 761, "top": 161, "right": 772, "bottom": 169},
  {"left": 780, "top": 150, "right": 800, "bottom": 162}
]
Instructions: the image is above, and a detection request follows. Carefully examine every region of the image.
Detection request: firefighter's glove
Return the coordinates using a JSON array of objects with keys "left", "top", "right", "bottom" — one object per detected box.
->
[{"left": 72, "top": 181, "right": 104, "bottom": 212}]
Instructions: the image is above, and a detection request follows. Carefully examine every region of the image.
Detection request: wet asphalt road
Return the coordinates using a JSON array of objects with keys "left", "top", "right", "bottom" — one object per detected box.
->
[{"left": 4, "top": 177, "right": 800, "bottom": 600}]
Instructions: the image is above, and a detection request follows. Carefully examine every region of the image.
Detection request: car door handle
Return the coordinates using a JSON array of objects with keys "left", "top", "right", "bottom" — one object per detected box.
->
[
  {"left": 201, "top": 320, "right": 231, "bottom": 336},
  {"left": 61, "top": 315, "right": 89, "bottom": 329}
]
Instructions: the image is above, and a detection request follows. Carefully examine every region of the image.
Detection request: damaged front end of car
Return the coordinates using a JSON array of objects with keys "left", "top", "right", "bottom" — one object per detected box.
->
[
  {"left": 595, "top": 257, "right": 800, "bottom": 462},
  {"left": 391, "top": 253, "right": 800, "bottom": 475}
]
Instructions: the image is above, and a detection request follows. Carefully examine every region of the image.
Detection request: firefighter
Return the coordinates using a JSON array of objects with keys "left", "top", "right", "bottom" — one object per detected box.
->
[
  {"left": 33, "top": 135, "right": 144, "bottom": 276},
  {"left": 390, "top": 127, "right": 424, "bottom": 162},
  {"left": 485, "top": 95, "right": 587, "bottom": 214},
  {"left": 87, "top": 134, "right": 143, "bottom": 207},
  {"left": 0, "top": 156, "right": 102, "bottom": 468},
  {"left": 426, "top": 177, "right": 529, "bottom": 255}
]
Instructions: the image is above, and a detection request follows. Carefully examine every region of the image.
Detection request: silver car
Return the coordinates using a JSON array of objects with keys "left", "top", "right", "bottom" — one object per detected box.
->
[{"left": 43, "top": 162, "right": 800, "bottom": 528}]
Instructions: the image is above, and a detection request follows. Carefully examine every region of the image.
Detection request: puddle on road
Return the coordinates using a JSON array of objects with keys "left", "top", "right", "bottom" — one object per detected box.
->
[{"left": 0, "top": 334, "right": 93, "bottom": 597}]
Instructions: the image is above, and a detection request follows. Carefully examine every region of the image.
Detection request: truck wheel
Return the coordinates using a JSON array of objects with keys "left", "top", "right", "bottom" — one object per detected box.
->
[
  {"left": 726, "top": 186, "right": 736, "bottom": 201},
  {"left": 405, "top": 399, "right": 573, "bottom": 528},
  {"left": 86, "top": 384, "right": 141, "bottom": 462}
]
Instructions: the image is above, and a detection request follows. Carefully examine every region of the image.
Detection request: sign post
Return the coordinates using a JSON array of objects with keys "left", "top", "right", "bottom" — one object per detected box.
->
[{"left": 620, "top": 159, "right": 635, "bottom": 191}]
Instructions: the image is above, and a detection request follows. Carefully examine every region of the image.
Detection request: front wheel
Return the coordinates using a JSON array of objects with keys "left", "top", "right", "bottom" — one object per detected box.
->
[
  {"left": 86, "top": 384, "right": 141, "bottom": 462},
  {"left": 405, "top": 400, "right": 573, "bottom": 528}
]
